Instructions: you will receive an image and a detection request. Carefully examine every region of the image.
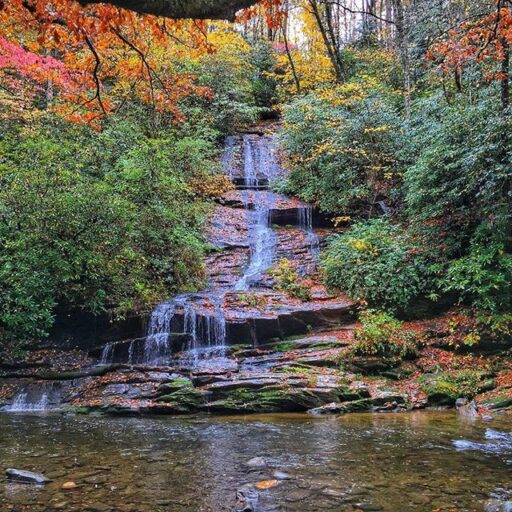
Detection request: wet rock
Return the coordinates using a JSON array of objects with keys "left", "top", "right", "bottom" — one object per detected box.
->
[
  {"left": 347, "top": 356, "right": 399, "bottom": 374},
  {"left": 234, "top": 483, "right": 259, "bottom": 512},
  {"left": 285, "top": 489, "right": 312, "bottom": 502},
  {"left": 484, "top": 396, "right": 512, "bottom": 411},
  {"left": 456, "top": 398, "right": 480, "bottom": 418},
  {"left": 156, "top": 385, "right": 207, "bottom": 413},
  {"left": 246, "top": 457, "right": 267, "bottom": 469},
  {"left": 272, "top": 470, "right": 291, "bottom": 480},
  {"left": 157, "top": 378, "right": 194, "bottom": 394},
  {"left": 354, "top": 503, "right": 384, "bottom": 511},
  {"left": 84, "top": 503, "right": 112, "bottom": 512},
  {"left": 484, "top": 499, "right": 512, "bottom": 512},
  {"left": 307, "top": 402, "right": 345, "bottom": 415},
  {"left": 205, "top": 378, "right": 281, "bottom": 394},
  {"left": 5, "top": 468, "right": 49, "bottom": 485}
]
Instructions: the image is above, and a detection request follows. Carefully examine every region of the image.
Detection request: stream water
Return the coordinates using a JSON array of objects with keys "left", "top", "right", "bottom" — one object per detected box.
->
[{"left": 1, "top": 411, "right": 511, "bottom": 511}]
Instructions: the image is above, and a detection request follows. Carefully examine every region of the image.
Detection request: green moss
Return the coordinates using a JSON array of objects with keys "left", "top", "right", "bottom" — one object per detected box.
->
[
  {"left": 157, "top": 386, "right": 205, "bottom": 410},
  {"left": 420, "top": 370, "right": 490, "bottom": 405}
]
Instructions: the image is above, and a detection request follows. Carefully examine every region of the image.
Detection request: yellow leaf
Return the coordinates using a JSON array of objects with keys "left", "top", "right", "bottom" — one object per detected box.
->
[{"left": 255, "top": 480, "right": 279, "bottom": 490}]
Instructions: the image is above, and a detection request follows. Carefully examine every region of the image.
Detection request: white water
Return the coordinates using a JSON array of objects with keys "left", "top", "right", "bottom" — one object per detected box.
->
[
  {"left": 4, "top": 393, "right": 49, "bottom": 412},
  {"left": 298, "top": 204, "right": 320, "bottom": 264},
  {"left": 2, "top": 382, "right": 61, "bottom": 412},
  {"left": 143, "top": 302, "right": 176, "bottom": 364},
  {"left": 235, "top": 135, "right": 281, "bottom": 290}
]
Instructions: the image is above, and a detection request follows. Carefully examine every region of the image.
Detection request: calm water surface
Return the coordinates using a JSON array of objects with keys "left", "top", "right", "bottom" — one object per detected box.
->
[{"left": 0, "top": 411, "right": 511, "bottom": 511}]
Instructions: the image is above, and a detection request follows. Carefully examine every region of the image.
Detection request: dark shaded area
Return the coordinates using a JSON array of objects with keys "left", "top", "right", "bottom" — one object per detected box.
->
[{"left": 80, "top": 0, "right": 259, "bottom": 20}]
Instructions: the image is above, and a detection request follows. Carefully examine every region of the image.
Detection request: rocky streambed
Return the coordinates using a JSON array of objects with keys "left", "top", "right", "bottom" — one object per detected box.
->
[{"left": 1, "top": 412, "right": 512, "bottom": 512}]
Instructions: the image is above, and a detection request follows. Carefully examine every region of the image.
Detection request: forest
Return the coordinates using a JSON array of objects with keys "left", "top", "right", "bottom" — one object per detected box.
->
[{"left": 0, "top": 1, "right": 512, "bottom": 511}]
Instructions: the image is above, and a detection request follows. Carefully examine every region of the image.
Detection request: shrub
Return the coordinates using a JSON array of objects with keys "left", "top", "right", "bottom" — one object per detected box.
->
[
  {"left": 323, "top": 218, "right": 431, "bottom": 313},
  {"left": 280, "top": 90, "right": 405, "bottom": 216},
  {"left": 351, "top": 310, "right": 420, "bottom": 360},
  {"left": 271, "top": 259, "right": 312, "bottom": 302},
  {"left": 0, "top": 114, "right": 225, "bottom": 353}
]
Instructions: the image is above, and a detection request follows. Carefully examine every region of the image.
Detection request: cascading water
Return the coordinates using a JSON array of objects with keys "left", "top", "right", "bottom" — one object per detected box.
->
[
  {"left": 235, "top": 135, "right": 281, "bottom": 290},
  {"left": 143, "top": 301, "right": 176, "bottom": 365},
  {"left": 2, "top": 382, "right": 61, "bottom": 412},
  {"left": 5, "top": 393, "right": 48, "bottom": 412},
  {"left": 298, "top": 204, "right": 320, "bottom": 264}
]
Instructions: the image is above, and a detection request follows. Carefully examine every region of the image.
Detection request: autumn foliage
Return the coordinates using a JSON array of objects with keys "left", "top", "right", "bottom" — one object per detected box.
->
[
  {"left": 0, "top": 0, "right": 216, "bottom": 124},
  {"left": 427, "top": 1, "right": 512, "bottom": 93}
]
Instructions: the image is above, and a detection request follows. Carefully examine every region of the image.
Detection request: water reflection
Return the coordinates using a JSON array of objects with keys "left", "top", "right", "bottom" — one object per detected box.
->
[{"left": 0, "top": 411, "right": 511, "bottom": 511}]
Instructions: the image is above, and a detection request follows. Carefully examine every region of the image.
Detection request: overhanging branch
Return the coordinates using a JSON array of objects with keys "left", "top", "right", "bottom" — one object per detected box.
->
[{"left": 79, "top": 0, "right": 260, "bottom": 20}]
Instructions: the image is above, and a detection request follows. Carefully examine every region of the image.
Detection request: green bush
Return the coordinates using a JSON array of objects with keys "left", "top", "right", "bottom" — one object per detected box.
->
[
  {"left": 0, "top": 114, "right": 225, "bottom": 355},
  {"left": 271, "top": 259, "right": 312, "bottom": 302},
  {"left": 323, "top": 218, "right": 431, "bottom": 313},
  {"left": 280, "top": 92, "right": 404, "bottom": 216},
  {"left": 351, "top": 310, "right": 420, "bottom": 359}
]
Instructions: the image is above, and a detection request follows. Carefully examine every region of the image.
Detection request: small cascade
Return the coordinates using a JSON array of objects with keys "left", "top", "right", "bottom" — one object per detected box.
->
[
  {"left": 180, "top": 298, "right": 227, "bottom": 365},
  {"left": 298, "top": 205, "right": 320, "bottom": 264},
  {"left": 235, "top": 195, "right": 276, "bottom": 290},
  {"left": 235, "top": 134, "right": 282, "bottom": 291},
  {"left": 2, "top": 382, "right": 61, "bottom": 412},
  {"left": 242, "top": 137, "right": 259, "bottom": 188},
  {"left": 7, "top": 393, "right": 48, "bottom": 412},
  {"left": 99, "top": 342, "right": 115, "bottom": 365},
  {"left": 142, "top": 301, "right": 176, "bottom": 365}
]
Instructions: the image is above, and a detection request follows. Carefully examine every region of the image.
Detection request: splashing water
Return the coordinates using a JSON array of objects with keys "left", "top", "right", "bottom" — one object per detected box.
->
[{"left": 143, "top": 302, "right": 176, "bottom": 365}]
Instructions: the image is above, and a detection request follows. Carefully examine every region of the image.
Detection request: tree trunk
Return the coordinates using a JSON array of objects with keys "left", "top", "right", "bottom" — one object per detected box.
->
[
  {"left": 391, "top": 0, "right": 411, "bottom": 116},
  {"left": 501, "top": 37, "right": 510, "bottom": 112},
  {"left": 307, "top": 0, "right": 345, "bottom": 82}
]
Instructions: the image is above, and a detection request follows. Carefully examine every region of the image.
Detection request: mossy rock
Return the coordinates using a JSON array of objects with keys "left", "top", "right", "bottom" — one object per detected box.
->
[
  {"left": 203, "top": 385, "right": 333, "bottom": 413},
  {"left": 157, "top": 378, "right": 194, "bottom": 394},
  {"left": 480, "top": 393, "right": 512, "bottom": 410},
  {"left": 345, "top": 356, "right": 401, "bottom": 375},
  {"left": 157, "top": 385, "right": 206, "bottom": 411},
  {"left": 420, "top": 370, "right": 492, "bottom": 406}
]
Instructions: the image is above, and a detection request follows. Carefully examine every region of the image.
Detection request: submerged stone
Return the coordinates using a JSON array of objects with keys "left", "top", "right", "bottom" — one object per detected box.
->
[
  {"left": 6, "top": 468, "right": 49, "bottom": 485},
  {"left": 307, "top": 402, "right": 345, "bottom": 415}
]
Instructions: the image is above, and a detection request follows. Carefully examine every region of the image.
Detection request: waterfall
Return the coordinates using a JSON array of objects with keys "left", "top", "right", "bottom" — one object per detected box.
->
[
  {"left": 99, "top": 342, "right": 115, "bottom": 365},
  {"left": 235, "top": 196, "right": 276, "bottom": 290},
  {"left": 95, "top": 131, "right": 312, "bottom": 367},
  {"left": 243, "top": 137, "right": 258, "bottom": 188},
  {"left": 5, "top": 393, "right": 48, "bottom": 412},
  {"left": 235, "top": 135, "right": 280, "bottom": 291},
  {"left": 178, "top": 298, "right": 227, "bottom": 366},
  {"left": 142, "top": 302, "right": 176, "bottom": 365}
]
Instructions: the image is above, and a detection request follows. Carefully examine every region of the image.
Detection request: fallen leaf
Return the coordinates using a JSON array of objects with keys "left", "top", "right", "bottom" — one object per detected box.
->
[{"left": 255, "top": 479, "right": 279, "bottom": 490}]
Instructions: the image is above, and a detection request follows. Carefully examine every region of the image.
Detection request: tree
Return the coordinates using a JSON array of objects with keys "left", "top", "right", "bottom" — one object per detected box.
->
[{"left": 428, "top": 0, "right": 512, "bottom": 111}]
